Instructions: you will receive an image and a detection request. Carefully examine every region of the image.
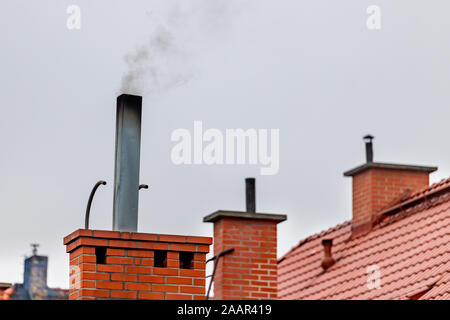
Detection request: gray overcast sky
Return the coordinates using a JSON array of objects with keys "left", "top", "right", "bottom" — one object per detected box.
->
[{"left": 1, "top": 0, "right": 450, "bottom": 289}]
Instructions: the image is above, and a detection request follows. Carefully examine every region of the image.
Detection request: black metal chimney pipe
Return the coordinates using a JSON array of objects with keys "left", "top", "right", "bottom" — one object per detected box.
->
[
  {"left": 245, "top": 178, "right": 256, "bottom": 213},
  {"left": 363, "top": 135, "right": 374, "bottom": 163}
]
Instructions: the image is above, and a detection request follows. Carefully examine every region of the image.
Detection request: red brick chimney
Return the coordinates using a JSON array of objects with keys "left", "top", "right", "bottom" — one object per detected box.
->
[
  {"left": 344, "top": 135, "right": 437, "bottom": 237},
  {"left": 64, "top": 229, "right": 211, "bottom": 300},
  {"left": 203, "top": 178, "right": 286, "bottom": 300}
]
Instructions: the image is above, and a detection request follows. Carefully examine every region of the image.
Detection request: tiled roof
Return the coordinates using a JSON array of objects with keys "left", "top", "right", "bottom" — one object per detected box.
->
[{"left": 278, "top": 178, "right": 450, "bottom": 300}]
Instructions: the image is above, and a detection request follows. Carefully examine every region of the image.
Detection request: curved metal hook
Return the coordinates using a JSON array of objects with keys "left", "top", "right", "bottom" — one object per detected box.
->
[
  {"left": 139, "top": 184, "right": 149, "bottom": 190},
  {"left": 205, "top": 248, "right": 234, "bottom": 300},
  {"left": 85, "top": 180, "right": 107, "bottom": 229}
]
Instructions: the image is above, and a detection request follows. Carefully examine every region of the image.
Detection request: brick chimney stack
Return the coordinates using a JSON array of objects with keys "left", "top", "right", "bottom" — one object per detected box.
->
[
  {"left": 64, "top": 230, "right": 211, "bottom": 300},
  {"left": 344, "top": 135, "right": 437, "bottom": 237},
  {"left": 203, "top": 179, "right": 286, "bottom": 300}
]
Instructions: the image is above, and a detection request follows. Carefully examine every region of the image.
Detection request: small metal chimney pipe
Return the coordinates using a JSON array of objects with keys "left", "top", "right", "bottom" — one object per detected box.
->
[
  {"left": 364, "top": 134, "right": 374, "bottom": 163},
  {"left": 113, "top": 94, "right": 142, "bottom": 232},
  {"left": 321, "top": 239, "right": 335, "bottom": 271},
  {"left": 245, "top": 178, "right": 256, "bottom": 213}
]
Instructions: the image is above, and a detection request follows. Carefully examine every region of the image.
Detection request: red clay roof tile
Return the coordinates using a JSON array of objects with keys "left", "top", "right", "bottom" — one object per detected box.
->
[{"left": 278, "top": 178, "right": 450, "bottom": 300}]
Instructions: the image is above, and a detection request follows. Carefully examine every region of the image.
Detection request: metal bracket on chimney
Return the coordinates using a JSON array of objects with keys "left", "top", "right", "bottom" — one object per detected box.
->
[{"left": 205, "top": 248, "right": 235, "bottom": 300}]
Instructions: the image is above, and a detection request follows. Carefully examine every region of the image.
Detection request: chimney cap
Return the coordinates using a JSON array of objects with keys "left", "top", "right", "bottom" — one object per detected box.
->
[
  {"left": 203, "top": 210, "right": 287, "bottom": 224},
  {"left": 343, "top": 162, "right": 437, "bottom": 177},
  {"left": 363, "top": 134, "right": 374, "bottom": 142}
]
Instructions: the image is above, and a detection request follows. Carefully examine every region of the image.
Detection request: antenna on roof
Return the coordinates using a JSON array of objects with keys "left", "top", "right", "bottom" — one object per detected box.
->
[{"left": 30, "top": 244, "right": 39, "bottom": 256}]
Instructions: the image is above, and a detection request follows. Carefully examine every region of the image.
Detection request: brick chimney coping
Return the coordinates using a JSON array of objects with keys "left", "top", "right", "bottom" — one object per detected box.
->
[
  {"left": 203, "top": 210, "right": 287, "bottom": 223},
  {"left": 63, "top": 229, "right": 212, "bottom": 253},
  {"left": 343, "top": 162, "right": 437, "bottom": 177}
]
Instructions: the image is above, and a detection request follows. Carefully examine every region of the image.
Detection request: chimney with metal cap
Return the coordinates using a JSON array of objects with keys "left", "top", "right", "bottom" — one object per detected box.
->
[
  {"left": 203, "top": 178, "right": 287, "bottom": 300},
  {"left": 344, "top": 135, "right": 437, "bottom": 237}
]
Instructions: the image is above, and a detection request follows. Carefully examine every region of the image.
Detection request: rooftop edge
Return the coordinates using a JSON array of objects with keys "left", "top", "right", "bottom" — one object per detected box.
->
[
  {"left": 343, "top": 162, "right": 438, "bottom": 177},
  {"left": 203, "top": 210, "right": 287, "bottom": 223},
  {"left": 63, "top": 229, "right": 212, "bottom": 246}
]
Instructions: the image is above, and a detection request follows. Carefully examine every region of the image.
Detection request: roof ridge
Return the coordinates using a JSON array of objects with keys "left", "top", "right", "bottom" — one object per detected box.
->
[
  {"left": 375, "top": 178, "right": 450, "bottom": 229},
  {"left": 406, "top": 177, "right": 450, "bottom": 201}
]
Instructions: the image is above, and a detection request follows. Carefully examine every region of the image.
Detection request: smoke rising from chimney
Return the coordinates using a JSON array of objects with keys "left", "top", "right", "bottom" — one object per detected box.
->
[
  {"left": 120, "top": 24, "right": 191, "bottom": 96},
  {"left": 119, "top": 1, "right": 247, "bottom": 97}
]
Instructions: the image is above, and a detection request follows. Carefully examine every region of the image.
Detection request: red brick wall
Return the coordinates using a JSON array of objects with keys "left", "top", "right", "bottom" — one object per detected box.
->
[
  {"left": 64, "top": 229, "right": 211, "bottom": 300},
  {"left": 212, "top": 217, "right": 278, "bottom": 300},
  {"left": 352, "top": 168, "right": 429, "bottom": 234}
]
